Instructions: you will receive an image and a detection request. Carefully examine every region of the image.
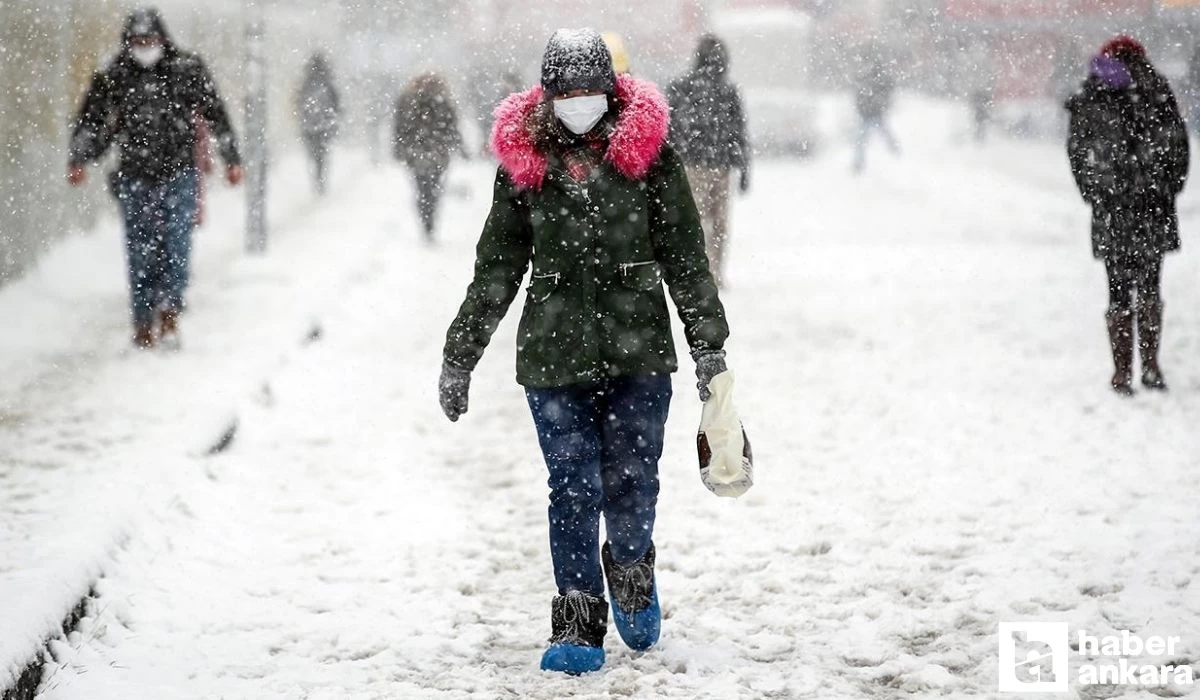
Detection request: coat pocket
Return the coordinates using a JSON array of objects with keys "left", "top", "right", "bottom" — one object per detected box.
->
[
  {"left": 527, "top": 271, "right": 560, "bottom": 303},
  {"left": 618, "top": 261, "right": 664, "bottom": 292}
]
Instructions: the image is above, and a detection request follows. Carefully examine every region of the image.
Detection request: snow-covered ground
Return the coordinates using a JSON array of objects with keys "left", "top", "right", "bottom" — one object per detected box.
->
[
  {"left": 0, "top": 150, "right": 434, "bottom": 690},
  {"left": 10, "top": 97, "right": 1200, "bottom": 699}
]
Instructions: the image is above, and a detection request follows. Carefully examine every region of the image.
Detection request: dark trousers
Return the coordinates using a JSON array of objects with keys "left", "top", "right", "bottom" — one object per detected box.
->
[
  {"left": 411, "top": 163, "right": 446, "bottom": 238},
  {"left": 1105, "top": 254, "right": 1162, "bottom": 312},
  {"left": 525, "top": 375, "right": 672, "bottom": 596},
  {"left": 304, "top": 134, "right": 330, "bottom": 195},
  {"left": 853, "top": 115, "right": 900, "bottom": 172},
  {"left": 970, "top": 92, "right": 991, "bottom": 142},
  {"left": 115, "top": 170, "right": 199, "bottom": 326}
]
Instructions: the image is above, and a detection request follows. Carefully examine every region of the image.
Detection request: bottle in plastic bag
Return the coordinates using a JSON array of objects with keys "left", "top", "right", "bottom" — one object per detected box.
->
[{"left": 696, "top": 371, "right": 754, "bottom": 498}]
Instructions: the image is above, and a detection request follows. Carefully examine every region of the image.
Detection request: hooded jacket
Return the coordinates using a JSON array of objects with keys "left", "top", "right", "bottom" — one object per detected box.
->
[
  {"left": 69, "top": 10, "right": 241, "bottom": 184},
  {"left": 443, "top": 74, "right": 728, "bottom": 388},
  {"left": 1067, "top": 55, "right": 1189, "bottom": 259},
  {"left": 666, "top": 36, "right": 749, "bottom": 171}
]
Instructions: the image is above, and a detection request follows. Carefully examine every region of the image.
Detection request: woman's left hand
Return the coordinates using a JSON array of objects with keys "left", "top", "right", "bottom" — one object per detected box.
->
[{"left": 693, "top": 349, "right": 728, "bottom": 402}]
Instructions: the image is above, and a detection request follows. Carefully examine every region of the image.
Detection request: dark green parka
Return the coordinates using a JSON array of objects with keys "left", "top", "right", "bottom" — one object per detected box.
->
[{"left": 443, "top": 75, "right": 728, "bottom": 388}]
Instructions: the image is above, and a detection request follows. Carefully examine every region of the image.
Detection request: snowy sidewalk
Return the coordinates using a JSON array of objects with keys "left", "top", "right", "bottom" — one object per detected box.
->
[
  {"left": 0, "top": 151, "right": 453, "bottom": 694},
  {"left": 28, "top": 100, "right": 1200, "bottom": 699}
]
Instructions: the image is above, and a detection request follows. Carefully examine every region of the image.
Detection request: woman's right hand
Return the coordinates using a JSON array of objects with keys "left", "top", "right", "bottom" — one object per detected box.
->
[{"left": 439, "top": 362, "right": 471, "bottom": 422}]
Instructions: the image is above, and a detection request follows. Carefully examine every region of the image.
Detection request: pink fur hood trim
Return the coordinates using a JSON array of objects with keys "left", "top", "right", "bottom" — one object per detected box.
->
[{"left": 489, "top": 73, "right": 670, "bottom": 191}]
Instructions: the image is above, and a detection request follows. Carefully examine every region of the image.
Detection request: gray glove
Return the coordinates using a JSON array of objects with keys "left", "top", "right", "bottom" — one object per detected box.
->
[
  {"left": 693, "top": 349, "right": 728, "bottom": 402},
  {"left": 439, "top": 362, "right": 471, "bottom": 422}
]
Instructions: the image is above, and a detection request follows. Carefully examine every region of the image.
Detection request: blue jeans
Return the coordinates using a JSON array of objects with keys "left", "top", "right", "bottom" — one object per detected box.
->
[
  {"left": 115, "top": 170, "right": 199, "bottom": 326},
  {"left": 526, "top": 375, "right": 672, "bottom": 596}
]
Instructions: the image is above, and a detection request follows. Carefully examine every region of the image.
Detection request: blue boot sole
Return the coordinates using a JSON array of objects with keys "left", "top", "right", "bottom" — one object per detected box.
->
[
  {"left": 610, "top": 585, "right": 661, "bottom": 651},
  {"left": 540, "top": 643, "right": 606, "bottom": 675}
]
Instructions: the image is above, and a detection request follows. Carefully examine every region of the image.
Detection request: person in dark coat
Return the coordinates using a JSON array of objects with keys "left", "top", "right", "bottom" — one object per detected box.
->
[
  {"left": 1066, "top": 36, "right": 1189, "bottom": 395},
  {"left": 392, "top": 73, "right": 463, "bottom": 240},
  {"left": 666, "top": 34, "right": 749, "bottom": 288},
  {"left": 853, "top": 51, "right": 900, "bottom": 173},
  {"left": 438, "top": 29, "right": 731, "bottom": 676},
  {"left": 295, "top": 53, "right": 340, "bottom": 195},
  {"left": 68, "top": 8, "right": 242, "bottom": 349}
]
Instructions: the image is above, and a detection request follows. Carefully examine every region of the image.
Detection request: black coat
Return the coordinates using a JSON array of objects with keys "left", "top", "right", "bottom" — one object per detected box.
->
[
  {"left": 856, "top": 62, "right": 896, "bottom": 120},
  {"left": 1067, "top": 62, "right": 1189, "bottom": 260},
  {"left": 69, "top": 11, "right": 240, "bottom": 184},
  {"left": 393, "top": 76, "right": 462, "bottom": 172},
  {"left": 667, "top": 37, "right": 749, "bottom": 171},
  {"left": 297, "top": 56, "right": 340, "bottom": 141}
]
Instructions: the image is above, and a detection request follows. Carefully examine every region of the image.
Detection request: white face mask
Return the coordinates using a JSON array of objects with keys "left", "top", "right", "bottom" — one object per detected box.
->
[
  {"left": 553, "top": 94, "right": 609, "bottom": 136},
  {"left": 131, "top": 44, "right": 165, "bottom": 68}
]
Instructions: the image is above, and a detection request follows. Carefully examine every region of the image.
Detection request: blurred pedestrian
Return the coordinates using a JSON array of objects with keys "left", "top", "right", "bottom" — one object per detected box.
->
[
  {"left": 667, "top": 34, "right": 750, "bottom": 288},
  {"left": 295, "top": 52, "right": 340, "bottom": 195},
  {"left": 393, "top": 73, "right": 463, "bottom": 241},
  {"left": 468, "top": 67, "right": 524, "bottom": 158},
  {"left": 439, "top": 29, "right": 731, "bottom": 675},
  {"left": 853, "top": 51, "right": 900, "bottom": 173},
  {"left": 68, "top": 8, "right": 242, "bottom": 350},
  {"left": 602, "top": 32, "right": 632, "bottom": 76},
  {"left": 1066, "top": 36, "right": 1189, "bottom": 395},
  {"left": 964, "top": 41, "right": 995, "bottom": 143}
]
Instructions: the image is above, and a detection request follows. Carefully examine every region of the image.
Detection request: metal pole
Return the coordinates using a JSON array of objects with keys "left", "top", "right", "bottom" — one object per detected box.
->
[{"left": 245, "top": 5, "right": 268, "bottom": 254}]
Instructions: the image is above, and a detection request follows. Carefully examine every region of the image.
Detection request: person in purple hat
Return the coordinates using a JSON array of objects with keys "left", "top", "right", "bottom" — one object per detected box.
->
[{"left": 1066, "top": 36, "right": 1189, "bottom": 395}]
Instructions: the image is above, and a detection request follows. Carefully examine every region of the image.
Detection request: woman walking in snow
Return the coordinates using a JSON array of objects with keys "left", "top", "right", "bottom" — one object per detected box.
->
[
  {"left": 1066, "top": 36, "right": 1188, "bottom": 395},
  {"left": 393, "top": 73, "right": 463, "bottom": 241},
  {"left": 438, "top": 29, "right": 731, "bottom": 675}
]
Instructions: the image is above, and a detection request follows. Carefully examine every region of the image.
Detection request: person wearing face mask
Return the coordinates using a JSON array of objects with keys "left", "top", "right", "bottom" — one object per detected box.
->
[
  {"left": 439, "top": 29, "right": 732, "bottom": 675},
  {"left": 68, "top": 8, "right": 242, "bottom": 350}
]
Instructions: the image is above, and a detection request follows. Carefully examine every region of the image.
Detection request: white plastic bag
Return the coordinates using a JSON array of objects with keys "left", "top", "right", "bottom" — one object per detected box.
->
[{"left": 697, "top": 370, "right": 754, "bottom": 498}]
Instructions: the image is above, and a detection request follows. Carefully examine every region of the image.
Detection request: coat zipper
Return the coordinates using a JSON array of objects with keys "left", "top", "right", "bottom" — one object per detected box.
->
[{"left": 619, "top": 261, "right": 657, "bottom": 275}]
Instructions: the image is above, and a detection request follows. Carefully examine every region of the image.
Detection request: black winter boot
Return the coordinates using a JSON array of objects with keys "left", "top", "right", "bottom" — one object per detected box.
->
[
  {"left": 1137, "top": 301, "right": 1167, "bottom": 391},
  {"left": 1106, "top": 307, "right": 1135, "bottom": 396},
  {"left": 540, "top": 591, "right": 607, "bottom": 675},
  {"left": 602, "top": 543, "right": 661, "bottom": 651}
]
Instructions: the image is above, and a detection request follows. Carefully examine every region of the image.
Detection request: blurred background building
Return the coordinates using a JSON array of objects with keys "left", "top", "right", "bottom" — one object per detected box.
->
[{"left": 1, "top": 0, "right": 1198, "bottom": 286}]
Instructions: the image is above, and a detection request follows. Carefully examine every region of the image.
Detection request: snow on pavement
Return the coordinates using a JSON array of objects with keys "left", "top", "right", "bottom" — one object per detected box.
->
[
  {"left": 0, "top": 151, "right": 420, "bottom": 690},
  {"left": 33, "top": 99, "right": 1200, "bottom": 699}
]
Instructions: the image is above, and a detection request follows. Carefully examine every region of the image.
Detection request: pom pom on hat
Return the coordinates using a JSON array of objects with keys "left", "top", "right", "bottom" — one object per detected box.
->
[{"left": 1100, "top": 35, "right": 1146, "bottom": 61}]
